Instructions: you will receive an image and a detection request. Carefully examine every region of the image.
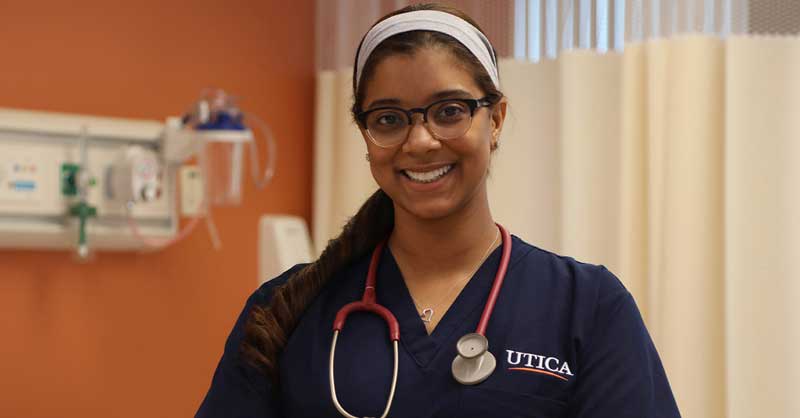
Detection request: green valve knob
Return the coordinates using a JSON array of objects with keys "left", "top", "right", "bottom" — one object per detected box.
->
[
  {"left": 60, "top": 163, "right": 80, "bottom": 196},
  {"left": 69, "top": 201, "right": 97, "bottom": 249}
]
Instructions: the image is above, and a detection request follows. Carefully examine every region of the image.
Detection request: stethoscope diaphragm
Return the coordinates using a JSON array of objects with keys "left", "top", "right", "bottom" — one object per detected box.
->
[{"left": 451, "top": 333, "right": 497, "bottom": 385}]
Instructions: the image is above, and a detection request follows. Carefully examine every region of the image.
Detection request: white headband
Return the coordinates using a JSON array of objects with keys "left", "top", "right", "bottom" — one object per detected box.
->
[{"left": 355, "top": 10, "right": 500, "bottom": 90}]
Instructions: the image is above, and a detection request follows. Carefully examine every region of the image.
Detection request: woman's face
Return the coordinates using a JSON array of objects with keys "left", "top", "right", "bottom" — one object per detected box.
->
[{"left": 360, "top": 47, "right": 506, "bottom": 221}]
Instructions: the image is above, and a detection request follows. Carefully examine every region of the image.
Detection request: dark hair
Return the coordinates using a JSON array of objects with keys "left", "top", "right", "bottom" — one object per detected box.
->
[
  {"left": 351, "top": 3, "right": 503, "bottom": 120},
  {"left": 240, "top": 2, "right": 503, "bottom": 387}
]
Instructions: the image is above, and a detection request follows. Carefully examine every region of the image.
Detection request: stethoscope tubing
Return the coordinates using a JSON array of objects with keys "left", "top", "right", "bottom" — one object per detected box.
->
[
  {"left": 329, "top": 332, "right": 399, "bottom": 418},
  {"left": 329, "top": 224, "right": 511, "bottom": 417},
  {"left": 475, "top": 224, "right": 511, "bottom": 335},
  {"left": 330, "top": 239, "right": 401, "bottom": 418},
  {"left": 332, "top": 240, "right": 401, "bottom": 340}
]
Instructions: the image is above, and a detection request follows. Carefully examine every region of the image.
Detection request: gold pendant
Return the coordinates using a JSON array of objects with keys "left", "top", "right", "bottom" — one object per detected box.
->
[{"left": 420, "top": 308, "right": 434, "bottom": 323}]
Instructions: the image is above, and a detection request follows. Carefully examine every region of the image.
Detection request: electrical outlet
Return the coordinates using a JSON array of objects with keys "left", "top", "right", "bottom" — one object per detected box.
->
[{"left": 180, "top": 165, "right": 204, "bottom": 216}]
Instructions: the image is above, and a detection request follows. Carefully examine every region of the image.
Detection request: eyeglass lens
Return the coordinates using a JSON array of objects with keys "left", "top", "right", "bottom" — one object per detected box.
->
[{"left": 366, "top": 100, "right": 473, "bottom": 146}]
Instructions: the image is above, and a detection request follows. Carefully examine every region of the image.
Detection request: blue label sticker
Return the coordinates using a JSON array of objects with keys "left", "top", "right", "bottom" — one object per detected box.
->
[{"left": 12, "top": 180, "right": 36, "bottom": 191}]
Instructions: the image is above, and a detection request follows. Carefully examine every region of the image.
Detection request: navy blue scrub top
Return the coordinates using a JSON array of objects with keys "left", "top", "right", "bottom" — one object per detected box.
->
[{"left": 197, "top": 235, "right": 681, "bottom": 418}]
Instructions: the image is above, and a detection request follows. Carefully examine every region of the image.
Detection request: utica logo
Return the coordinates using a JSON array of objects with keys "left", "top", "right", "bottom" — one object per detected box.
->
[{"left": 505, "top": 349, "right": 574, "bottom": 381}]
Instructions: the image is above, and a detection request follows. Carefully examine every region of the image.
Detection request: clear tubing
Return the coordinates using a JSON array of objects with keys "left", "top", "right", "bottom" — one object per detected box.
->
[
  {"left": 243, "top": 112, "right": 277, "bottom": 189},
  {"left": 197, "top": 145, "right": 223, "bottom": 249},
  {"left": 202, "top": 198, "right": 222, "bottom": 250},
  {"left": 124, "top": 160, "right": 220, "bottom": 250},
  {"left": 125, "top": 200, "right": 205, "bottom": 250}
]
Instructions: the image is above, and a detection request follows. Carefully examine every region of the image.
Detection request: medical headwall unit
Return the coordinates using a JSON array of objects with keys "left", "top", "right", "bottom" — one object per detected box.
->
[
  {"left": 0, "top": 108, "right": 178, "bottom": 254},
  {"left": 0, "top": 90, "right": 280, "bottom": 259}
]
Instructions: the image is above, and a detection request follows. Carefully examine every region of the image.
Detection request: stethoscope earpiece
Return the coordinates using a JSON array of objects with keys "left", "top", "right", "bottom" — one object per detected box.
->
[{"left": 451, "top": 333, "right": 497, "bottom": 385}]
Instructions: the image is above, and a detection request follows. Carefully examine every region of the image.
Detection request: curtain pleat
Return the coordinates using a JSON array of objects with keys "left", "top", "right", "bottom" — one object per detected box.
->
[
  {"left": 644, "top": 36, "right": 727, "bottom": 418},
  {"left": 558, "top": 51, "right": 623, "bottom": 274},
  {"left": 312, "top": 71, "right": 337, "bottom": 255},
  {"left": 619, "top": 42, "right": 649, "bottom": 319},
  {"left": 488, "top": 59, "right": 561, "bottom": 252},
  {"left": 725, "top": 36, "right": 800, "bottom": 418},
  {"left": 312, "top": 71, "right": 377, "bottom": 254}
]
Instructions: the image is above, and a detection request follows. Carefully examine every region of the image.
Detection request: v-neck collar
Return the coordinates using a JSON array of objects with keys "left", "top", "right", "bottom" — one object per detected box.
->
[{"left": 374, "top": 243, "right": 504, "bottom": 369}]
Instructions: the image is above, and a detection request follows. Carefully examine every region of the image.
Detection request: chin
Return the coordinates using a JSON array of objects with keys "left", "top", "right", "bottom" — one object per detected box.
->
[{"left": 400, "top": 199, "right": 461, "bottom": 221}]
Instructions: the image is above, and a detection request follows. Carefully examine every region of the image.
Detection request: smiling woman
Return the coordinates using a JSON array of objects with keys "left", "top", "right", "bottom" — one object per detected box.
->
[{"left": 196, "top": 3, "right": 682, "bottom": 418}]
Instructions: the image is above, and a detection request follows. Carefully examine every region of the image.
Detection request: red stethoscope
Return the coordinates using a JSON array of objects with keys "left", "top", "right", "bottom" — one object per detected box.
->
[{"left": 328, "top": 224, "right": 512, "bottom": 418}]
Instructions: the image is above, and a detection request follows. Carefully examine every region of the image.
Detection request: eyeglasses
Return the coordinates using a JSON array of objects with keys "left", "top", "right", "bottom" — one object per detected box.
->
[{"left": 356, "top": 96, "right": 497, "bottom": 148}]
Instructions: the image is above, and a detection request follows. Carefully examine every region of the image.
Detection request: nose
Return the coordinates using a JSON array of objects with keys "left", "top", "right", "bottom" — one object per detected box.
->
[{"left": 402, "top": 114, "right": 441, "bottom": 154}]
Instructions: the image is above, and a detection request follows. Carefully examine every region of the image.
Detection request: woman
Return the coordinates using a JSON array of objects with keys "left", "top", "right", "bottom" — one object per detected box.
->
[{"left": 196, "top": 4, "right": 681, "bottom": 418}]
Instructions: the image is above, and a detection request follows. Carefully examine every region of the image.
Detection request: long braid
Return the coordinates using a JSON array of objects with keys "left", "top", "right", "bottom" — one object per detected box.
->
[{"left": 241, "top": 189, "right": 394, "bottom": 385}]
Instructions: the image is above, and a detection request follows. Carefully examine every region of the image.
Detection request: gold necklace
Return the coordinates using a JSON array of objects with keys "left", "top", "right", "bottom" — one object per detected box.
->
[{"left": 411, "top": 228, "right": 500, "bottom": 325}]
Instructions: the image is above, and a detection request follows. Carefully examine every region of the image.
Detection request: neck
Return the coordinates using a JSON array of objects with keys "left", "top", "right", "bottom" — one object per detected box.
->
[{"left": 388, "top": 191, "right": 498, "bottom": 276}]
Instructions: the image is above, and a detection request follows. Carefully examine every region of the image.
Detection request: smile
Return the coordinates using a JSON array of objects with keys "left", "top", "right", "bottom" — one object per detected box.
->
[{"left": 402, "top": 164, "right": 454, "bottom": 183}]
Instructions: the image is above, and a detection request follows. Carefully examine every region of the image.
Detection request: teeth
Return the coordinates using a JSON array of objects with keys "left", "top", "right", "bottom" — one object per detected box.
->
[{"left": 404, "top": 164, "right": 453, "bottom": 183}]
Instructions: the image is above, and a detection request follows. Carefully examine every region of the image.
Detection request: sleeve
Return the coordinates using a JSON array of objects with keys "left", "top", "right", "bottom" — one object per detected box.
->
[
  {"left": 567, "top": 272, "right": 682, "bottom": 418},
  {"left": 195, "top": 265, "right": 305, "bottom": 418}
]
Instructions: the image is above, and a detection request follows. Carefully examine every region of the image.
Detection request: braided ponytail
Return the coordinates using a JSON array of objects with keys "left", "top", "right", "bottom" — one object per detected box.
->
[{"left": 240, "top": 189, "right": 394, "bottom": 385}]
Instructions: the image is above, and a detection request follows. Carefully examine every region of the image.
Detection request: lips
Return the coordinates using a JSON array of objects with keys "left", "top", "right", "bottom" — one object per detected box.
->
[{"left": 402, "top": 164, "right": 454, "bottom": 183}]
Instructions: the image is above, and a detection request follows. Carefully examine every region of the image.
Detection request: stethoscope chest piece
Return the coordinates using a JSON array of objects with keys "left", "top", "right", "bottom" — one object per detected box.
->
[{"left": 451, "top": 333, "right": 496, "bottom": 385}]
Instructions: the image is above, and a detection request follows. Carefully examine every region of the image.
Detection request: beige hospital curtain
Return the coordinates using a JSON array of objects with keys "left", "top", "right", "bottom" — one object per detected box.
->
[{"left": 312, "top": 35, "right": 800, "bottom": 418}]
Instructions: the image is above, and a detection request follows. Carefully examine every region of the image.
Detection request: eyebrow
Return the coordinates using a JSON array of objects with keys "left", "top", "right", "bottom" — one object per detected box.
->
[{"left": 366, "top": 89, "right": 474, "bottom": 109}]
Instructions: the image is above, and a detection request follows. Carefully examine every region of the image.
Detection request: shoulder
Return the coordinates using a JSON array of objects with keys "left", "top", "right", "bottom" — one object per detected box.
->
[
  {"left": 509, "top": 235, "right": 628, "bottom": 302},
  {"left": 221, "top": 263, "right": 310, "bottom": 351},
  {"left": 223, "top": 263, "right": 309, "bottom": 353},
  {"left": 249, "top": 263, "right": 310, "bottom": 307},
  {"left": 195, "top": 263, "right": 311, "bottom": 416},
  {"left": 505, "top": 236, "right": 648, "bottom": 360}
]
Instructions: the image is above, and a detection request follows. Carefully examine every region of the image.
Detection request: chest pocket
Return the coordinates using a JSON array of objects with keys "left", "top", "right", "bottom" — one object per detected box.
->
[{"left": 457, "top": 387, "right": 567, "bottom": 418}]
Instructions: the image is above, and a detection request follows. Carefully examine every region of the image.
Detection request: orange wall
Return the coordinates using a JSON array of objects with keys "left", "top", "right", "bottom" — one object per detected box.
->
[{"left": 0, "top": 1, "right": 314, "bottom": 417}]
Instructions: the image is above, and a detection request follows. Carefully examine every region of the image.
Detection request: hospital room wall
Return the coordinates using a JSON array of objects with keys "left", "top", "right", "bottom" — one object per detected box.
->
[{"left": 0, "top": 1, "right": 314, "bottom": 417}]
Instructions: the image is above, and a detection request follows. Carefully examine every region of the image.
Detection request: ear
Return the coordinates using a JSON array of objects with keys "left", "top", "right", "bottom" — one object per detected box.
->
[{"left": 489, "top": 97, "right": 508, "bottom": 148}]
